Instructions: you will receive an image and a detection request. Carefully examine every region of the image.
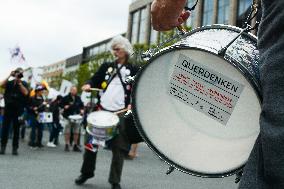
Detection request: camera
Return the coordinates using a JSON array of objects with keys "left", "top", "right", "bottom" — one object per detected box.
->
[{"left": 11, "top": 70, "right": 23, "bottom": 79}]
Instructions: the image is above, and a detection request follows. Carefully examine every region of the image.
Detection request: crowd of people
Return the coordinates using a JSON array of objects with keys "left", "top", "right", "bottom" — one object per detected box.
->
[
  {"left": 0, "top": 36, "right": 140, "bottom": 189},
  {"left": 1, "top": 0, "right": 284, "bottom": 188}
]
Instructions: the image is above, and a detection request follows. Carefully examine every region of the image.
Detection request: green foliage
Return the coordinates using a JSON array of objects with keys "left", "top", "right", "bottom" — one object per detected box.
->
[
  {"left": 0, "top": 87, "right": 4, "bottom": 94},
  {"left": 131, "top": 26, "right": 193, "bottom": 67},
  {"left": 63, "top": 71, "right": 77, "bottom": 83},
  {"left": 131, "top": 43, "right": 151, "bottom": 66},
  {"left": 49, "top": 75, "right": 63, "bottom": 90},
  {"left": 89, "top": 51, "right": 114, "bottom": 75},
  {"left": 76, "top": 63, "right": 91, "bottom": 93}
]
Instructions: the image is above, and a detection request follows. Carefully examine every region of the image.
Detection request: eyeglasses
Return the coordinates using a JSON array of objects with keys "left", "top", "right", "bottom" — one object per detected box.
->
[{"left": 113, "top": 48, "right": 122, "bottom": 51}]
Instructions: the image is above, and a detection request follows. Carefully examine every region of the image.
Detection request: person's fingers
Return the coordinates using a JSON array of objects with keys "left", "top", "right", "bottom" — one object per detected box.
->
[
  {"left": 181, "top": 11, "right": 190, "bottom": 21},
  {"left": 153, "top": 21, "right": 178, "bottom": 31},
  {"left": 152, "top": 12, "right": 190, "bottom": 31}
]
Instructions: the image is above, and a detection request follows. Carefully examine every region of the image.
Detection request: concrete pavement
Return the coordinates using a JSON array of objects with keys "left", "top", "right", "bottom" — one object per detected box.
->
[{"left": 0, "top": 132, "right": 239, "bottom": 189}]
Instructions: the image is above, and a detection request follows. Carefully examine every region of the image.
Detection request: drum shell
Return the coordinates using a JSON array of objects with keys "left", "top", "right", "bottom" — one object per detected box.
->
[
  {"left": 68, "top": 114, "right": 83, "bottom": 124},
  {"left": 86, "top": 123, "right": 117, "bottom": 140},
  {"left": 38, "top": 112, "right": 53, "bottom": 123},
  {"left": 124, "top": 112, "right": 143, "bottom": 144},
  {"left": 132, "top": 25, "right": 261, "bottom": 178}
]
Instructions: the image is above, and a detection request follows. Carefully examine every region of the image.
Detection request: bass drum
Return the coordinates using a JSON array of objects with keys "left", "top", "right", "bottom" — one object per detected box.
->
[{"left": 132, "top": 25, "right": 261, "bottom": 178}]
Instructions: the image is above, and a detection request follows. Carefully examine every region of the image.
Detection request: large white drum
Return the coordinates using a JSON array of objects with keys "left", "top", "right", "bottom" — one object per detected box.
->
[{"left": 132, "top": 25, "right": 261, "bottom": 177}]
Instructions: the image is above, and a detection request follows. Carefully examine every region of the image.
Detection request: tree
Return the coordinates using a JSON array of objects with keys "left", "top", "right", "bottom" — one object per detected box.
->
[
  {"left": 76, "top": 63, "right": 91, "bottom": 93},
  {"left": 49, "top": 74, "right": 63, "bottom": 90},
  {"left": 63, "top": 71, "right": 78, "bottom": 84}
]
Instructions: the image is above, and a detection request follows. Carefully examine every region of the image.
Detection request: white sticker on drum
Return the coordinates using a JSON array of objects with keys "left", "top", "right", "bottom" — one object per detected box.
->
[{"left": 169, "top": 54, "right": 245, "bottom": 125}]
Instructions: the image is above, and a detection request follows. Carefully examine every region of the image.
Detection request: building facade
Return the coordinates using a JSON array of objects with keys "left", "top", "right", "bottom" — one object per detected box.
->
[
  {"left": 23, "top": 67, "right": 44, "bottom": 88},
  {"left": 42, "top": 60, "right": 66, "bottom": 88},
  {"left": 127, "top": 0, "right": 256, "bottom": 45},
  {"left": 63, "top": 54, "right": 82, "bottom": 76},
  {"left": 82, "top": 34, "right": 126, "bottom": 65}
]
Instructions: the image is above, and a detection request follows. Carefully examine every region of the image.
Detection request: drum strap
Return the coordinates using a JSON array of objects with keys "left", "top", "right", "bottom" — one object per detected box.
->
[
  {"left": 243, "top": 0, "right": 260, "bottom": 29},
  {"left": 184, "top": 0, "right": 198, "bottom": 11},
  {"left": 102, "top": 63, "right": 125, "bottom": 93},
  {"left": 116, "top": 65, "right": 128, "bottom": 94}
]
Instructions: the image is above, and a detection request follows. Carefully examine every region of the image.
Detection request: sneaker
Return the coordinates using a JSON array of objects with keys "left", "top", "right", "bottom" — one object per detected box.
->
[
  {"left": 65, "top": 144, "right": 70, "bottom": 152},
  {"left": 111, "top": 183, "right": 121, "bottom": 189},
  {"left": 73, "top": 145, "right": 82, "bottom": 152},
  {"left": 75, "top": 174, "right": 93, "bottom": 185},
  {"left": 37, "top": 143, "right": 44, "bottom": 148},
  {"left": 0, "top": 146, "right": 5, "bottom": 155},
  {"left": 47, "top": 142, "right": 56, "bottom": 148},
  {"left": 12, "top": 148, "right": 18, "bottom": 155}
]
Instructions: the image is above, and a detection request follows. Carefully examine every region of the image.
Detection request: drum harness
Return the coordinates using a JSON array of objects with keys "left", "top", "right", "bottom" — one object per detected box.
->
[{"left": 131, "top": 0, "right": 261, "bottom": 183}]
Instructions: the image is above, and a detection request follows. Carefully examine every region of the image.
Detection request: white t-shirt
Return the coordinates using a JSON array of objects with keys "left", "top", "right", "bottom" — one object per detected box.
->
[{"left": 100, "top": 65, "right": 129, "bottom": 111}]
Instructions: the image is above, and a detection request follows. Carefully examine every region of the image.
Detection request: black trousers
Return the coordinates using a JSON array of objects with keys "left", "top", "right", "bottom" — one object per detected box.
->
[
  {"left": 80, "top": 145, "right": 126, "bottom": 184},
  {"left": 1, "top": 109, "right": 20, "bottom": 149}
]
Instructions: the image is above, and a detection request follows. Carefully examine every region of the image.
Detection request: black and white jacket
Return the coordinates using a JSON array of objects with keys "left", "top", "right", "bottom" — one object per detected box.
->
[{"left": 86, "top": 61, "right": 139, "bottom": 109}]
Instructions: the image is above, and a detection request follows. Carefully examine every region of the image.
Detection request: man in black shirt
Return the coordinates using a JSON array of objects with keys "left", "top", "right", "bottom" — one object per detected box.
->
[
  {"left": 0, "top": 68, "right": 29, "bottom": 155},
  {"left": 61, "top": 86, "right": 84, "bottom": 152}
]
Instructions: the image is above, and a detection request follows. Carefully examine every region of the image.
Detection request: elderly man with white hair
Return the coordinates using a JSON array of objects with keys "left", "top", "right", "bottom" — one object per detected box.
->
[{"left": 75, "top": 35, "right": 139, "bottom": 189}]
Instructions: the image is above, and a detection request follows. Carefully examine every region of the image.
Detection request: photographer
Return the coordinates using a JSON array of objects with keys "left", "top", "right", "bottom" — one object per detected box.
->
[{"left": 0, "top": 67, "right": 29, "bottom": 155}]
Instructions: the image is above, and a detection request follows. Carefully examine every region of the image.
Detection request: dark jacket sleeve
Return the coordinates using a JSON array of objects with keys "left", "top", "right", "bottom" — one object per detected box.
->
[
  {"left": 85, "top": 63, "right": 109, "bottom": 88},
  {"left": 60, "top": 95, "right": 69, "bottom": 109},
  {"left": 77, "top": 96, "right": 84, "bottom": 110},
  {"left": 131, "top": 64, "right": 140, "bottom": 77}
]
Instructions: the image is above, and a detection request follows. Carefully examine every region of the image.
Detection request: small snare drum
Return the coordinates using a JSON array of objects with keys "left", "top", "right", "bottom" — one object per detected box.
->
[
  {"left": 38, "top": 112, "right": 53, "bottom": 123},
  {"left": 68, "top": 114, "right": 83, "bottom": 124},
  {"left": 86, "top": 111, "right": 119, "bottom": 141}
]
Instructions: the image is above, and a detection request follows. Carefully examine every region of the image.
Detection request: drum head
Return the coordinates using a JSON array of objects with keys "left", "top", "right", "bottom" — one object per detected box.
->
[
  {"left": 133, "top": 48, "right": 260, "bottom": 177},
  {"left": 87, "top": 111, "right": 119, "bottom": 129},
  {"left": 68, "top": 114, "right": 83, "bottom": 120}
]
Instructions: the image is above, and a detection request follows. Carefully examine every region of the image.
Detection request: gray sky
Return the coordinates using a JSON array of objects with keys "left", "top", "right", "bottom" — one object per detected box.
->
[{"left": 0, "top": 0, "right": 132, "bottom": 80}]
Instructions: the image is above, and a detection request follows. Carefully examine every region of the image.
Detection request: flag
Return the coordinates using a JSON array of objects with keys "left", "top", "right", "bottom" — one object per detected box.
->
[{"left": 9, "top": 46, "right": 26, "bottom": 63}]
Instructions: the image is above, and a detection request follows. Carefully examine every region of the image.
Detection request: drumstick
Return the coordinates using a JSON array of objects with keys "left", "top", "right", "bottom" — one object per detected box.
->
[
  {"left": 114, "top": 108, "right": 129, "bottom": 115},
  {"left": 177, "top": 25, "right": 187, "bottom": 35},
  {"left": 89, "top": 88, "right": 103, "bottom": 92}
]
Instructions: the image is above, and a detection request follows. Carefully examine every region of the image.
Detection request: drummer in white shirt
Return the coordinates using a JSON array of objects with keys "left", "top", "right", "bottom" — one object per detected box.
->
[{"left": 75, "top": 35, "right": 139, "bottom": 189}]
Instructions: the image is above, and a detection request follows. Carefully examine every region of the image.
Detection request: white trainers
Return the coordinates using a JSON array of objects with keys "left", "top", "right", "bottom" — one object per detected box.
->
[{"left": 47, "top": 142, "right": 56, "bottom": 148}]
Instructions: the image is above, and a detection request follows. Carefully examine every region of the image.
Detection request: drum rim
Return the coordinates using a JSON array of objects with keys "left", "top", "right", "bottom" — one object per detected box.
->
[
  {"left": 184, "top": 24, "right": 261, "bottom": 101},
  {"left": 87, "top": 122, "right": 118, "bottom": 129},
  {"left": 132, "top": 24, "right": 260, "bottom": 178},
  {"left": 86, "top": 127, "right": 114, "bottom": 139},
  {"left": 87, "top": 111, "right": 119, "bottom": 128}
]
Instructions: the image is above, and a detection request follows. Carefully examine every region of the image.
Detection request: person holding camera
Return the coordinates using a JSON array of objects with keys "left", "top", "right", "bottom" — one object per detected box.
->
[{"left": 0, "top": 67, "right": 29, "bottom": 155}]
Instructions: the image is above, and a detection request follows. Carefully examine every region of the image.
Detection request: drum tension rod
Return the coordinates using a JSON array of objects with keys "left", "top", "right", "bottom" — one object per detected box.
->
[
  {"left": 166, "top": 166, "right": 175, "bottom": 175},
  {"left": 218, "top": 2, "right": 259, "bottom": 57},
  {"left": 218, "top": 8, "right": 259, "bottom": 57},
  {"left": 235, "top": 170, "right": 243, "bottom": 184}
]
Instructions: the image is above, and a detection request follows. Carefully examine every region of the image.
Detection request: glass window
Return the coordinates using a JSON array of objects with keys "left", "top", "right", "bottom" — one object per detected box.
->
[
  {"left": 238, "top": 0, "right": 251, "bottom": 16},
  {"left": 217, "top": 0, "right": 230, "bottom": 24},
  {"left": 186, "top": 0, "right": 197, "bottom": 28},
  {"left": 237, "top": 0, "right": 251, "bottom": 27},
  {"left": 131, "top": 11, "right": 139, "bottom": 43},
  {"left": 138, "top": 8, "right": 147, "bottom": 43},
  {"left": 150, "top": 26, "right": 158, "bottom": 44},
  {"left": 202, "top": 0, "right": 214, "bottom": 26},
  {"left": 94, "top": 47, "right": 99, "bottom": 54}
]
